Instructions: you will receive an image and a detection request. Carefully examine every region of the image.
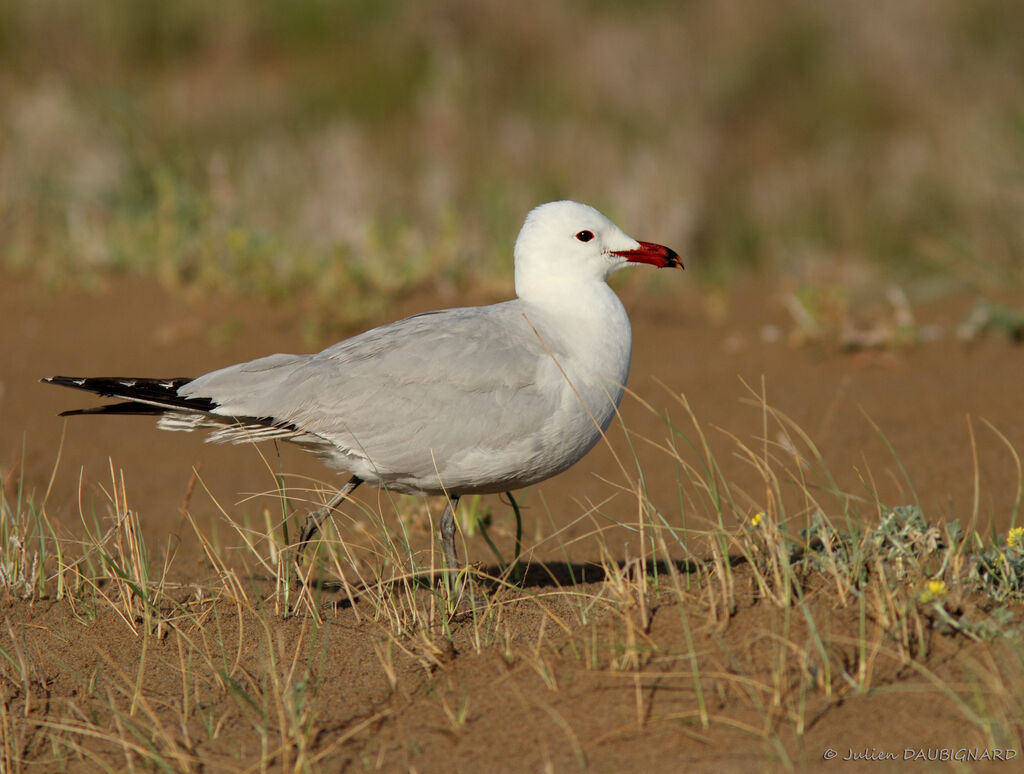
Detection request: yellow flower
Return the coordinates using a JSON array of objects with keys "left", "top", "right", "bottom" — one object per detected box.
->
[
  {"left": 1006, "top": 527, "right": 1024, "bottom": 548},
  {"left": 751, "top": 512, "right": 764, "bottom": 527},
  {"left": 919, "top": 579, "right": 948, "bottom": 603}
]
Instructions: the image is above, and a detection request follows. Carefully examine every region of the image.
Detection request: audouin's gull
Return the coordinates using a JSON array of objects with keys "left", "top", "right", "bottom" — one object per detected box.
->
[{"left": 44, "top": 201, "right": 682, "bottom": 570}]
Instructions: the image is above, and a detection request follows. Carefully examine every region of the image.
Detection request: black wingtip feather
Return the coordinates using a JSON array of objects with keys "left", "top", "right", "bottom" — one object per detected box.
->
[
  {"left": 44, "top": 375, "right": 304, "bottom": 437},
  {"left": 42, "top": 375, "right": 217, "bottom": 415},
  {"left": 58, "top": 401, "right": 168, "bottom": 417}
]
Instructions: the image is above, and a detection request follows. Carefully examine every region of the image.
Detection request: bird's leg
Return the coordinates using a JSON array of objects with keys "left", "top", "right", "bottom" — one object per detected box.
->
[
  {"left": 439, "top": 494, "right": 461, "bottom": 570},
  {"left": 438, "top": 493, "right": 466, "bottom": 604},
  {"left": 504, "top": 490, "right": 524, "bottom": 584},
  {"left": 295, "top": 475, "right": 362, "bottom": 565}
]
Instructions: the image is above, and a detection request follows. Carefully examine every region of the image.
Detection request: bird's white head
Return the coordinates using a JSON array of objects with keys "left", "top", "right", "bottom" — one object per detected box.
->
[{"left": 513, "top": 201, "right": 681, "bottom": 301}]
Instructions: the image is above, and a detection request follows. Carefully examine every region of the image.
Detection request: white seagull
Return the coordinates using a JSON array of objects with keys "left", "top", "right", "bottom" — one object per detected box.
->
[{"left": 44, "top": 201, "right": 682, "bottom": 569}]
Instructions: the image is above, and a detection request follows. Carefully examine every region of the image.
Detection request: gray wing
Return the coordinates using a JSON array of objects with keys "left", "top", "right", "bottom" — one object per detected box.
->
[{"left": 179, "top": 301, "right": 568, "bottom": 488}]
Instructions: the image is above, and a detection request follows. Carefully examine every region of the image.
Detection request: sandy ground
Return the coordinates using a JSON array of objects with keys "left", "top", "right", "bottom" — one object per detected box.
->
[{"left": 3, "top": 269, "right": 1024, "bottom": 771}]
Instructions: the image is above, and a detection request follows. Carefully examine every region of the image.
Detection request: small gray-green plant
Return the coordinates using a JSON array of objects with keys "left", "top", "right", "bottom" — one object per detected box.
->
[
  {"left": 794, "top": 505, "right": 945, "bottom": 585},
  {"left": 969, "top": 527, "right": 1024, "bottom": 602}
]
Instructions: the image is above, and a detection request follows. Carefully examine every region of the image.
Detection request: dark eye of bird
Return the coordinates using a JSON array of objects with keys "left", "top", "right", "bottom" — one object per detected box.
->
[{"left": 575, "top": 230, "right": 594, "bottom": 243}]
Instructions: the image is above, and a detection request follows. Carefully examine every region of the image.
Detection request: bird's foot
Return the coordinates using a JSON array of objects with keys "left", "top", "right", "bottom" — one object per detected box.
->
[
  {"left": 439, "top": 563, "right": 493, "bottom": 614},
  {"left": 292, "top": 505, "right": 331, "bottom": 577}
]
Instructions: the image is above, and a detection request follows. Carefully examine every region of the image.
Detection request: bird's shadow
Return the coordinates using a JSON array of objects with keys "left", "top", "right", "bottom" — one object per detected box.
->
[{"left": 300, "top": 554, "right": 749, "bottom": 608}]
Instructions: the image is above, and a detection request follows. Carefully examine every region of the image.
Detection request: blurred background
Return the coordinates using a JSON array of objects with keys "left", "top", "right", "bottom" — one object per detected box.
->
[{"left": 2, "top": 0, "right": 1022, "bottom": 326}]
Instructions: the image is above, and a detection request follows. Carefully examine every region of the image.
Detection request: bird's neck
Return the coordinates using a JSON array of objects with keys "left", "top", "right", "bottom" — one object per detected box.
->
[
  {"left": 518, "top": 274, "right": 620, "bottom": 319},
  {"left": 517, "top": 278, "right": 633, "bottom": 380}
]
